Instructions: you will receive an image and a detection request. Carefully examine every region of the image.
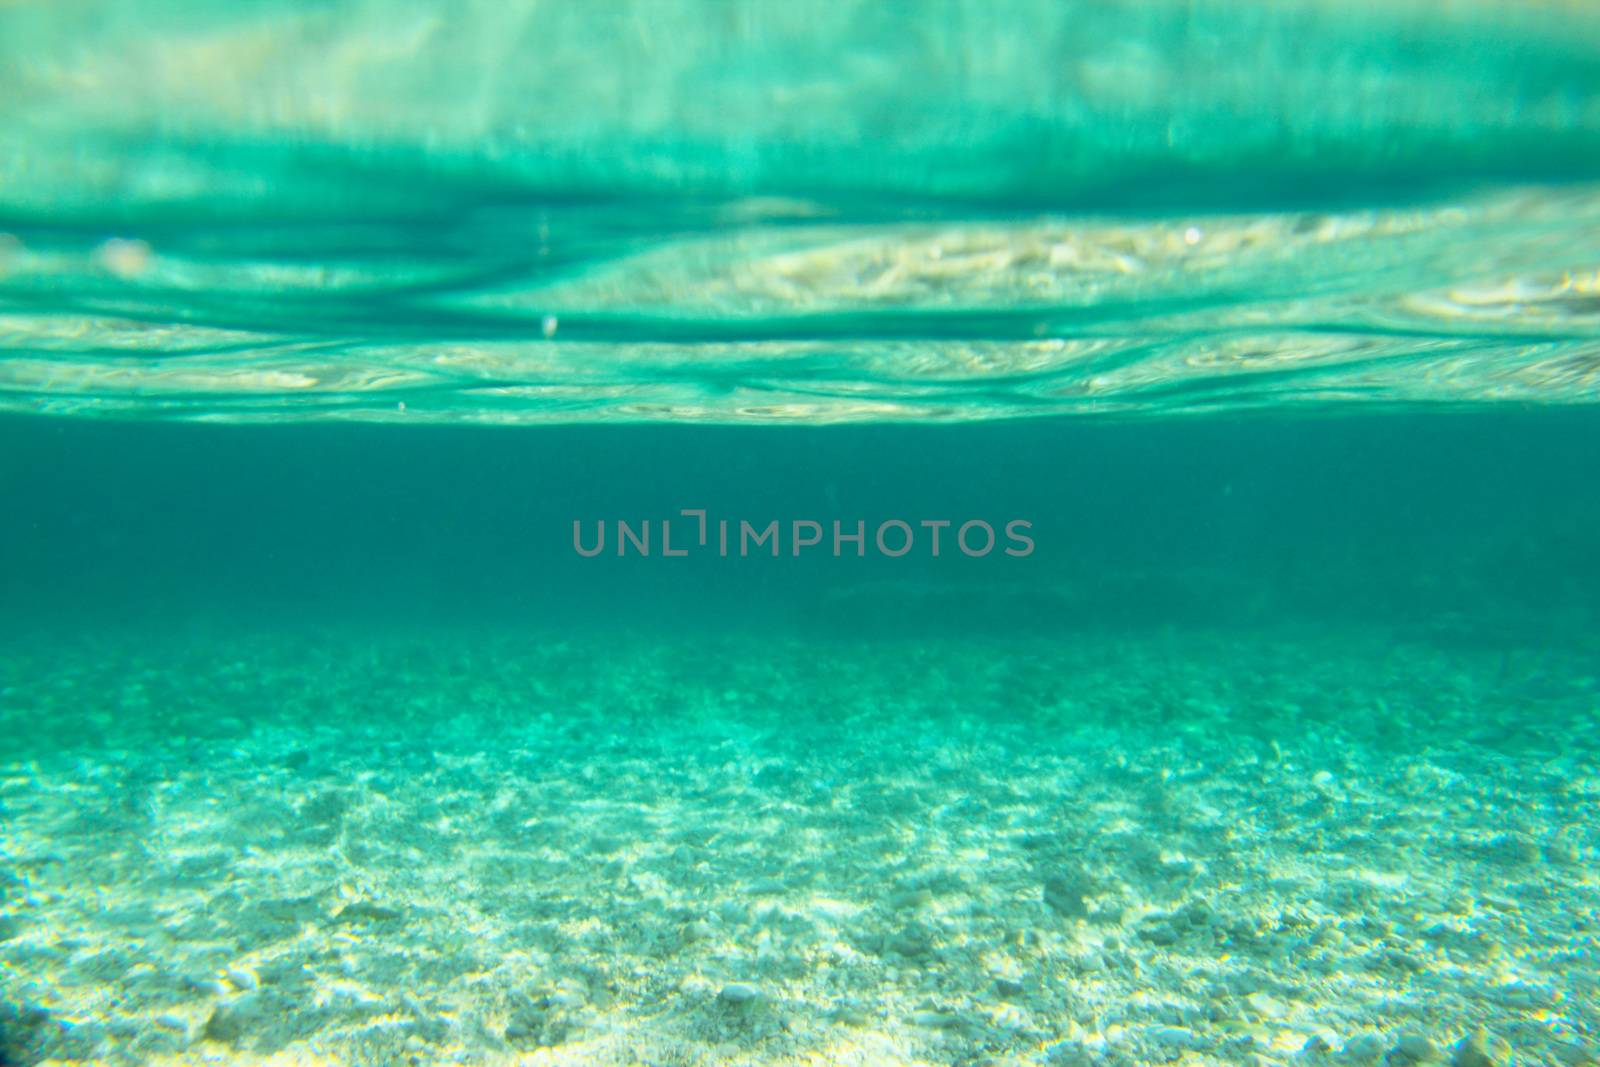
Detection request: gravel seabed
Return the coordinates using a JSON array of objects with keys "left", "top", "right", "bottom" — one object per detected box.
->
[{"left": 1, "top": 621, "right": 1597, "bottom": 1066}]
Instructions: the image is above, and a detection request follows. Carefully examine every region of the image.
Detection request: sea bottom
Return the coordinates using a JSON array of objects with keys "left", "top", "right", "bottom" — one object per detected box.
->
[{"left": 1, "top": 621, "right": 1596, "bottom": 1066}]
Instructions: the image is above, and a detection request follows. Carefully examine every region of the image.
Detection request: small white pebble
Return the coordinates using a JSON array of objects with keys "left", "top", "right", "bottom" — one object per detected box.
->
[
  {"left": 224, "top": 966, "right": 258, "bottom": 991},
  {"left": 1245, "top": 992, "right": 1289, "bottom": 1018},
  {"left": 541, "top": 314, "right": 559, "bottom": 338},
  {"left": 1183, "top": 226, "right": 1202, "bottom": 245}
]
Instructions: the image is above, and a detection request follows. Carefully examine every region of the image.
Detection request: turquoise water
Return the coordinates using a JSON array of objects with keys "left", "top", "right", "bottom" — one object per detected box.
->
[
  {"left": 3, "top": 0, "right": 1600, "bottom": 422},
  {"left": 2, "top": 3, "right": 1599, "bottom": 1065}
]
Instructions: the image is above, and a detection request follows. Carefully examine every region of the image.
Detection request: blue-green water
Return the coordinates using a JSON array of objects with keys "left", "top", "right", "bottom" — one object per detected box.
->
[
  {"left": 1, "top": 3, "right": 1599, "bottom": 1065},
  {"left": 3, "top": 0, "right": 1600, "bottom": 422}
]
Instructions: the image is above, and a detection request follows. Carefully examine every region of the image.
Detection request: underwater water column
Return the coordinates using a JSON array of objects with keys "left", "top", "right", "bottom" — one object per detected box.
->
[{"left": 0, "top": 2, "right": 1598, "bottom": 1065}]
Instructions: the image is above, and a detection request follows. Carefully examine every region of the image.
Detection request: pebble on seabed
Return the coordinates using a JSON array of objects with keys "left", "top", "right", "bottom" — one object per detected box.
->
[
  {"left": 1344, "top": 1033, "right": 1387, "bottom": 1061},
  {"left": 1394, "top": 1032, "right": 1442, "bottom": 1062},
  {"left": 1453, "top": 1030, "right": 1512, "bottom": 1067},
  {"left": 718, "top": 983, "right": 761, "bottom": 1006}
]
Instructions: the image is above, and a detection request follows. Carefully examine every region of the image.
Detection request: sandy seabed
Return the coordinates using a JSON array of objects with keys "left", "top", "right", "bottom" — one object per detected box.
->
[{"left": 1, "top": 622, "right": 1597, "bottom": 1067}]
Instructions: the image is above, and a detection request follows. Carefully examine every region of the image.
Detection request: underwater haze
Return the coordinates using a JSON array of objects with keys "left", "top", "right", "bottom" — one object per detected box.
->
[{"left": 1, "top": 2, "right": 1599, "bottom": 1066}]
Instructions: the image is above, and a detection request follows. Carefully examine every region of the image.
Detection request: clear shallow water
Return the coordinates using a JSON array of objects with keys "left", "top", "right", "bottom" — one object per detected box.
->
[
  {"left": 2, "top": 0, "right": 1600, "bottom": 422},
  {"left": 2, "top": 413, "right": 1598, "bottom": 1066},
  {"left": 3, "top": 3, "right": 1600, "bottom": 1066}
]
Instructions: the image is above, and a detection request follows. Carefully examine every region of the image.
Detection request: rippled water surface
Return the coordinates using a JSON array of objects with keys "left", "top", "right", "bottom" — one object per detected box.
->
[{"left": 2, "top": 0, "right": 1599, "bottom": 421}]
